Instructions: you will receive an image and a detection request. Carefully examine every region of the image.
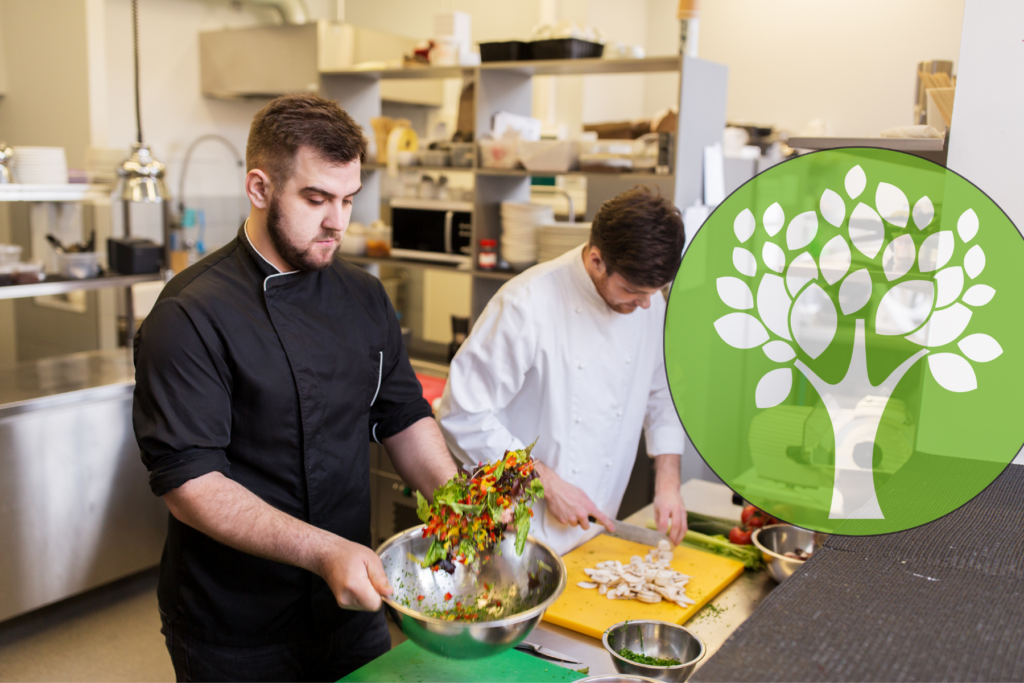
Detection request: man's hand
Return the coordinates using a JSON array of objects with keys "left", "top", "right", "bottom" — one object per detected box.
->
[
  {"left": 316, "top": 536, "right": 393, "bottom": 612},
  {"left": 535, "top": 462, "right": 615, "bottom": 533},
  {"left": 653, "top": 453, "right": 687, "bottom": 545}
]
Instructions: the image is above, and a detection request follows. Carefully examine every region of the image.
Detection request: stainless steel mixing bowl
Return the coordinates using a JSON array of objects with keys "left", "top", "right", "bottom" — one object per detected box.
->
[
  {"left": 602, "top": 620, "right": 705, "bottom": 682},
  {"left": 752, "top": 524, "right": 826, "bottom": 583},
  {"left": 376, "top": 525, "right": 566, "bottom": 659}
]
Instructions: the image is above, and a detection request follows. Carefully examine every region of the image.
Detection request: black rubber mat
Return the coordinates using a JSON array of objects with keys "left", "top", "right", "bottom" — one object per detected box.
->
[{"left": 694, "top": 465, "right": 1024, "bottom": 682}]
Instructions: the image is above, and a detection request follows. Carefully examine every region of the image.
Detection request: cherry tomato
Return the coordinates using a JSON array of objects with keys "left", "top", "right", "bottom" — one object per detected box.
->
[
  {"left": 740, "top": 505, "right": 763, "bottom": 526},
  {"left": 746, "top": 514, "right": 766, "bottom": 529},
  {"left": 444, "top": 592, "right": 453, "bottom": 601},
  {"left": 729, "top": 525, "right": 753, "bottom": 545}
]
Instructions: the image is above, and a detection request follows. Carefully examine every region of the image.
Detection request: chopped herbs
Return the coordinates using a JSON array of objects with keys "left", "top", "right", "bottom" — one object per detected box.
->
[
  {"left": 617, "top": 648, "right": 681, "bottom": 667},
  {"left": 416, "top": 440, "right": 544, "bottom": 573}
]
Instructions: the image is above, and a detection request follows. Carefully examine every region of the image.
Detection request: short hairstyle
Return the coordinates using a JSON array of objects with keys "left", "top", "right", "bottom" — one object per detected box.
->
[
  {"left": 589, "top": 186, "right": 686, "bottom": 287},
  {"left": 246, "top": 93, "right": 367, "bottom": 186}
]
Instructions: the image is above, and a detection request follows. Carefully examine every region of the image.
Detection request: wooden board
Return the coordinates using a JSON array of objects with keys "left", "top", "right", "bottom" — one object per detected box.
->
[
  {"left": 340, "top": 640, "right": 585, "bottom": 682},
  {"left": 543, "top": 534, "right": 745, "bottom": 639}
]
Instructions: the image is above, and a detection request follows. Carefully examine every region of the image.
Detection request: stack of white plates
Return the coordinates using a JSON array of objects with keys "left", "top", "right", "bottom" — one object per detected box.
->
[
  {"left": 500, "top": 201, "right": 554, "bottom": 270},
  {"left": 538, "top": 222, "right": 591, "bottom": 263},
  {"left": 12, "top": 147, "right": 68, "bottom": 185}
]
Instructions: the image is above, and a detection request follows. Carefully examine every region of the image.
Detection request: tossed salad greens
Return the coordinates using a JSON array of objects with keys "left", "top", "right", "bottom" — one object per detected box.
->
[{"left": 416, "top": 440, "right": 544, "bottom": 573}]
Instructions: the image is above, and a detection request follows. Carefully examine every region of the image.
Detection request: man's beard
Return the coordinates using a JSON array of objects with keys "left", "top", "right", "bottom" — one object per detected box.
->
[{"left": 266, "top": 195, "right": 339, "bottom": 272}]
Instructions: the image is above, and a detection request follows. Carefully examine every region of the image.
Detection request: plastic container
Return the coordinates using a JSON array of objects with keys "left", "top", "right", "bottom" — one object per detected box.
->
[
  {"left": 530, "top": 38, "right": 603, "bottom": 61},
  {"left": 450, "top": 142, "right": 475, "bottom": 168},
  {"left": 478, "top": 239, "right": 498, "bottom": 270},
  {"left": 56, "top": 252, "right": 100, "bottom": 279},
  {"left": 479, "top": 41, "right": 532, "bottom": 62},
  {"left": 420, "top": 150, "right": 450, "bottom": 167},
  {"left": 517, "top": 140, "right": 579, "bottom": 173},
  {"left": 0, "top": 244, "right": 22, "bottom": 265},
  {"left": 12, "top": 261, "right": 44, "bottom": 284},
  {"left": 479, "top": 139, "right": 520, "bottom": 169},
  {"left": 365, "top": 221, "right": 392, "bottom": 258},
  {"left": 0, "top": 264, "right": 15, "bottom": 286}
]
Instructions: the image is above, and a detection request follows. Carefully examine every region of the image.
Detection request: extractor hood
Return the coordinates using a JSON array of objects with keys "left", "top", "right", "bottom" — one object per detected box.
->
[{"left": 199, "top": 21, "right": 443, "bottom": 106}]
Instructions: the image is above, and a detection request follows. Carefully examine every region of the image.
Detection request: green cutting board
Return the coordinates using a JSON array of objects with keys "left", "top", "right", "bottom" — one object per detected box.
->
[{"left": 340, "top": 640, "right": 586, "bottom": 683}]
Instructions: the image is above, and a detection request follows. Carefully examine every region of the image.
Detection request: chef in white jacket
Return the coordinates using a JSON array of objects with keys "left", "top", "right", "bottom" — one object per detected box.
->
[{"left": 437, "top": 186, "right": 689, "bottom": 555}]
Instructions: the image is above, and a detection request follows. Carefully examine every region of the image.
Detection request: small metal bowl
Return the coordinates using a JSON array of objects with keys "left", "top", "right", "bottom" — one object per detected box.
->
[
  {"left": 602, "top": 620, "right": 705, "bottom": 682},
  {"left": 752, "top": 524, "right": 826, "bottom": 583},
  {"left": 377, "top": 525, "right": 566, "bottom": 659}
]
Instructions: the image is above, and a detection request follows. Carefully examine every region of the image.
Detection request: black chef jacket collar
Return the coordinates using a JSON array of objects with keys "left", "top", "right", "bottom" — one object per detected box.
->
[{"left": 236, "top": 222, "right": 305, "bottom": 291}]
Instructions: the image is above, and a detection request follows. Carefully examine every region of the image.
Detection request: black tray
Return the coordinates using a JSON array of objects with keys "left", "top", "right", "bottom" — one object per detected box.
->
[
  {"left": 479, "top": 41, "right": 532, "bottom": 62},
  {"left": 530, "top": 38, "right": 604, "bottom": 60}
]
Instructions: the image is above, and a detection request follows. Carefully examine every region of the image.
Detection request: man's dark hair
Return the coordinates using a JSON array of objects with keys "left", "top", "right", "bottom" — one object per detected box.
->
[
  {"left": 246, "top": 93, "right": 367, "bottom": 186},
  {"left": 589, "top": 185, "right": 686, "bottom": 288}
]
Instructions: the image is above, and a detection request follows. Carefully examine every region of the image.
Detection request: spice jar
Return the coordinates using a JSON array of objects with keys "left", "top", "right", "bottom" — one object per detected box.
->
[{"left": 478, "top": 239, "right": 497, "bottom": 270}]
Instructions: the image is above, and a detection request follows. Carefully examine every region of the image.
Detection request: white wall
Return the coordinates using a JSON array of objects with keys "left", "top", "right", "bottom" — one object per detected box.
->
[{"left": 655, "top": 0, "right": 966, "bottom": 136}]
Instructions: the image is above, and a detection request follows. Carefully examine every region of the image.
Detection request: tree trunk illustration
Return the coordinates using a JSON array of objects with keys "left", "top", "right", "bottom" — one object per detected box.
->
[{"left": 795, "top": 320, "right": 928, "bottom": 519}]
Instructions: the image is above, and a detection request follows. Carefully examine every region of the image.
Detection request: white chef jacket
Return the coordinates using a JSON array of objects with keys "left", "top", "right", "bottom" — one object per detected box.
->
[{"left": 436, "top": 245, "right": 687, "bottom": 555}]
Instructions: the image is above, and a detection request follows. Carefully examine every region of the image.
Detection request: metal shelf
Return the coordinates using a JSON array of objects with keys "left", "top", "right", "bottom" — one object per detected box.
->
[
  {"left": 323, "top": 56, "right": 680, "bottom": 80},
  {"left": 363, "top": 164, "right": 473, "bottom": 174},
  {"left": 0, "top": 184, "right": 107, "bottom": 202},
  {"left": 341, "top": 254, "right": 471, "bottom": 272},
  {"left": 0, "top": 272, "right": 165, "bottom": 300},
  {"left": 788, "top": 137, "right": 944, "bottom": 152},
  {"left": 475, "top": 168, "right": 672, "bottom": 179}
]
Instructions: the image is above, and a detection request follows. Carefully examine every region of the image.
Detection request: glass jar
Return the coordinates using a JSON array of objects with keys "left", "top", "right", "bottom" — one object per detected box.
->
[{"left": 478, "top": 239, "right": 497, "bottom": 270}]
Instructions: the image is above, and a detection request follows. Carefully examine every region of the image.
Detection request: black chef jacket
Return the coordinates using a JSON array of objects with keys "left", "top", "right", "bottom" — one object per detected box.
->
[{"left": 133, "top": 225, "right": 432, "bottom": 646}]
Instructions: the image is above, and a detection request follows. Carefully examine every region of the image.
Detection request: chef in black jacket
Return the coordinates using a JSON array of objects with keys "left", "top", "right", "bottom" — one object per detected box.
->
[{"left": 133, "top": 93, "right": 458, "bottom": 682}]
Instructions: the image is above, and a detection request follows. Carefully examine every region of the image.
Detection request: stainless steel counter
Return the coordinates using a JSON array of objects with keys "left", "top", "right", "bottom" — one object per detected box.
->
[{"left": 0, "top": 349, "right": 166, "bottom": 623}]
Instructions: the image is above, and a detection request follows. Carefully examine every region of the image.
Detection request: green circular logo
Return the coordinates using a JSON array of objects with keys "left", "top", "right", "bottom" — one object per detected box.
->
[{"left": 666, "top": 148, "right": 1023, "bottom": 535}]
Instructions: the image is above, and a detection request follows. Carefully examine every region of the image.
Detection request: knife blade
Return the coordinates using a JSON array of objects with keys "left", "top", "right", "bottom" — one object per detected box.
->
[
  {"left": 514, "top": 641, "right": 583, "bottom": 666},
  {"left": 589, "top": 517, "right": 669, "bottom": 548}
]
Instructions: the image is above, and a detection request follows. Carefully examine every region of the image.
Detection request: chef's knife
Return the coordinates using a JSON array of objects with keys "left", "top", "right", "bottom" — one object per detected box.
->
[
  {"left": 589, "top": 517, "right": 669, "bottom": 547},
  {"left": 514, "top": 641, "right": 584, "bottom": 666}
]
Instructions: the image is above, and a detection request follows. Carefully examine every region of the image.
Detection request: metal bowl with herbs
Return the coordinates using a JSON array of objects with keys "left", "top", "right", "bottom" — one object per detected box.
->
[{"left": 377, "top": 526, "right": 566, "bottom": 659}]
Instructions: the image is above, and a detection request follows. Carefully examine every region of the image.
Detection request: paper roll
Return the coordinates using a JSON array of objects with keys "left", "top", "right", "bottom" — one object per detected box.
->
[{"left": 386, "top": 126, "right": 419, "bottom": 177}]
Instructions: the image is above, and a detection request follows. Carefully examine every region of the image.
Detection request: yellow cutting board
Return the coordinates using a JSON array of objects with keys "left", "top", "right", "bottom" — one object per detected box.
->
[{"left": 543, "top": 535, "right": 744, "bottom": 639}]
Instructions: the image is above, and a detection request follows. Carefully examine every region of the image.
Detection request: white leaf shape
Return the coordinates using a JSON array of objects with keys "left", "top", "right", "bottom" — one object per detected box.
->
[
  {"left": 820, "top": 189, "right": 846, "bottom": 228},
  {"left": 786, "top": 211, "right": 819, "bottom": 251},
  {"left": 882, "top": 234, "right": 916, "bottom": 281},
  {"left": 757, "top": 274, "right": 792, "bottom": 340},
  {"left": 845, "top": 165, "right": 866, "bottom": 199},
  {"left": 762, "top": 242, "right": 786, "bottom": 273},
  {"left": 959, "top": 334, "right": 1002, "bottom": 362},
  {"left": 734, "top": 208, "right": 755, "bottom": 243},
  {"left": 918, "top": 231, "right": 954, "bottom": 272},
  {"left": 934, "top": 267, "right": 964, "bottom": 308},
  {"left": 965, "top": 245, "right": 986, "bottom": 279},
  {"left": 839, "top": 269, "right": 873, "bottom": 315},
  {"left": 876, "top": 182, "right": 910, "bottom": 227},
  {"left": 755, "top": 368, "right": 793, "bottom": 409},
  {"left": 763, "top": 202, "right": 785, "bottom": 237},
  {"left": 763, "top": 340, "right": 796, "bottom": 362},
  {"left": 928, "top": 353, "right": 978, "bottom": 393},
  {"left": 786, "top": 251, "right": 818, "bottom": 296},
  {"left": 819, "top": 235, "right": 851, "bottom": 285},
  {"left": 849, "top": 203, "right": 885, "bottom": 258},
  {"left": 717, "top": 277, "right": 754, "bottom": 310},
  {"left": 791, "top": 283, "right": 837, "bottom": 359},
  {"left": 913, "top": 196, "right": 934, "bottom": 230},
  {"left": 958, "top": 208, "right": 979, "bottom": 243},
  {"left": 908, "top": 303, "right": 972, "bottom": 347},
  {"left": 876, "top": 280, "right": 935, "bottom": 335},
  {"left": 714, "top": 313, "right": 769, "bottom": 349},
  {"left": 962, "top": 284, "right": 995, "bottom": 306},
  {"left": 733, "top": 247, "right": 757, "bottom": 277}
]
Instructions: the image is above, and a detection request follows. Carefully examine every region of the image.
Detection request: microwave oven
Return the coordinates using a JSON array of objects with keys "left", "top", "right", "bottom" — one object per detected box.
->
[{"left": 389, "top": 198, "right": 472, "bottom": 265}]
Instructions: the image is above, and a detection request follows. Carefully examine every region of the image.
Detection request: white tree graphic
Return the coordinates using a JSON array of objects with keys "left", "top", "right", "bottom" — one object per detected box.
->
[{"left": 714, "top": 165, "right": 1003, "bottom": 519}]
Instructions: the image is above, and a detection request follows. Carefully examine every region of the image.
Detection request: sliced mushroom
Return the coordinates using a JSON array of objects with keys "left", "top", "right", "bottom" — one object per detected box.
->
[{"left": 577, "top": 581, "right": 598, "bottom": 589}]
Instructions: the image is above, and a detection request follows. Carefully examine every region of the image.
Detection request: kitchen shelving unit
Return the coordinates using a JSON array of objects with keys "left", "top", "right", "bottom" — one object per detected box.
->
[
  {"left": 789, "top": 135, "right": 948, "bottom": 166},
  {"left": 321, "top": 54, "right": 728, "bottom": 320}
]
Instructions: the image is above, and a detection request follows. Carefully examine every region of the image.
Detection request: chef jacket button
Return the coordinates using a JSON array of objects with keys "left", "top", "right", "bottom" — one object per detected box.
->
[
  {"left": 578, "top": 362, "right": 584, "bottom": 370},
  {"left": 572, "top": 466, "right": 580, "bottom": 474},
  {"left": 574, "top": 417, "right": 582, "bottom": 423},
  {"left": 616, "top": 410, "right": 623, "bottom": 417},
  {"left": 575, "top": 306, "right": 582, "bottom": 314},
  {"left": 605, "top": 460, "right": 612, "bottom": 468}
]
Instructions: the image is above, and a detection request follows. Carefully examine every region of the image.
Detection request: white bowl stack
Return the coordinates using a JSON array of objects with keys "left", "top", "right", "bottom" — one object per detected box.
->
[
  {"left": 500, "top": 201, "right": 553, "bottom": 271},
  {"left": 538, "top": 222, "right": 591, "bottom": 263},
  {"left": 12, "top": 147, "right": 68, "bottom": 185}
]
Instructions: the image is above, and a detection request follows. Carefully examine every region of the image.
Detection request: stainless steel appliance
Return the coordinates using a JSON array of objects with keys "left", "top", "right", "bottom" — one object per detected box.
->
[{"left": 390, "top": 198, "right": 472, "bottom": 265}]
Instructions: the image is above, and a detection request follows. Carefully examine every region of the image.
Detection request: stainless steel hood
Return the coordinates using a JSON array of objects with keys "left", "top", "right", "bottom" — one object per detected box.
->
[{"left": 199, "top": 21, "right": 444, "bottom": 106}]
